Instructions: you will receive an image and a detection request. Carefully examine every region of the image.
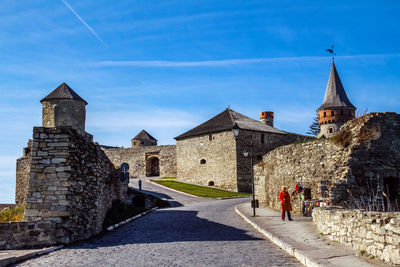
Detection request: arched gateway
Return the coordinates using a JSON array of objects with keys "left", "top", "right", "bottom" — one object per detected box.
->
[{"left": 146, "top": 156, "right": 160, "bottom": 177}]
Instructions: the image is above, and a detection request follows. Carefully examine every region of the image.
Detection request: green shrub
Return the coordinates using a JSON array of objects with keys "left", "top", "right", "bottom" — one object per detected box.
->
[{"left": 0, "top": 205, "right": 25, "bottom": 222}]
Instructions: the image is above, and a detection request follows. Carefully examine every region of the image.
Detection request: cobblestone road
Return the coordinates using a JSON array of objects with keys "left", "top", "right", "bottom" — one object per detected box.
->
[{"left": 15, "top": 179, "right": 301, "bottom": 267}]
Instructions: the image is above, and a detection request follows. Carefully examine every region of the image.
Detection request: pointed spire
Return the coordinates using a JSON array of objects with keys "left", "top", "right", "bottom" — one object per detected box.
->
[
  {"left": 40, "top": 82, "right": 87, "bottom": 104},
  {"left": 317, "top": 63, "right": 355, "bottom": 111}
]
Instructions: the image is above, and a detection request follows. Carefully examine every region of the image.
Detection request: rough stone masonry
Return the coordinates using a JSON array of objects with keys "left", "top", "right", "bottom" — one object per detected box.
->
[{"left": 254, "top": 112, "right": 400, "bottom": 213}]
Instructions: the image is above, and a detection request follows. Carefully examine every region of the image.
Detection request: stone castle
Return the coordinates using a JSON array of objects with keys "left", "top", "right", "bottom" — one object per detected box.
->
[
  {"left": 15, "top": 61, "right": 400, "bottom": 202},
  {"left": 5, "top": 61, "right": 400, "bottom": 263}
]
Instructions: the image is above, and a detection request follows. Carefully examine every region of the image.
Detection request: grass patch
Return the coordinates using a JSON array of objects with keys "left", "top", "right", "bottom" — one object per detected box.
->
[
  {"left": 153, "top": 180, "right": 251, "bottom": 198},
  {"left": 160, "top": 177, "right": 177, "bottom": 179},
  {"left": 0, "top": 205, "right": 25, "bottom": 222}
]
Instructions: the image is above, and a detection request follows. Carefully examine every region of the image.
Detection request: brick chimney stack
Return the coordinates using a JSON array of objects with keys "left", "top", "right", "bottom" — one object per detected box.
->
[{"left": 260, "top": 111, "right": 274, "bottom": 127}]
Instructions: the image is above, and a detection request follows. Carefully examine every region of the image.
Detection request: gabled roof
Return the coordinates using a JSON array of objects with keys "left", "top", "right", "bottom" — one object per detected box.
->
[
  {"left": 40, "top": 82, "right": 88, "bottom": 104},
  {"left": 175, "top": 108, "right": 287, "bottom": 140},
  {"left": 317, "top": 63, "right": 355, "bottom": 111},
  {"left": 132, "top": 130, "right": 157, "bottom": 141}
]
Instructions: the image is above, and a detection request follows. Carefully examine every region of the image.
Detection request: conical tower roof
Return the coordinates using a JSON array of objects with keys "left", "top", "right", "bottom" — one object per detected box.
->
[
  {"left": 40, "top": 82, "right": 87, "bottom": 104},
  {"left": 132, "top": 130, "right": 157, "bottom": 141},
  {"left": 317, "top": 63, "right": 355, "bottom": 111}
]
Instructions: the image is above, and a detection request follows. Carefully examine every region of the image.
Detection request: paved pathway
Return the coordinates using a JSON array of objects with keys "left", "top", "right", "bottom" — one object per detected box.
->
[{"left": 14, "top": 178, "right": 301, "bottom": 266}]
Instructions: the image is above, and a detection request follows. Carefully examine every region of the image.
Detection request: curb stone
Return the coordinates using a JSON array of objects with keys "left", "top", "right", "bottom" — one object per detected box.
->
[
  {"left": 235, "top": 206, "right": 323, "bottom": 267},
  {"left": 0, "top": 245, "right": 63, "bottom": 267},
  {"left": 106, "top": 206, "right": 158, "bottom": 231}
]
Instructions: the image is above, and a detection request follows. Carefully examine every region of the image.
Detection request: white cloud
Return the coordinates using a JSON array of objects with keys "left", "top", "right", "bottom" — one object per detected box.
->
[{"left": 92, "top": 53, "right": 400, "bottom": 68}]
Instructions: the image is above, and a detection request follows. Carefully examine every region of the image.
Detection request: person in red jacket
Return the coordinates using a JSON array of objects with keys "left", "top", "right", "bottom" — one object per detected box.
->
[{"left": 280, "top": 186, "right": 293, "bottom": 221}]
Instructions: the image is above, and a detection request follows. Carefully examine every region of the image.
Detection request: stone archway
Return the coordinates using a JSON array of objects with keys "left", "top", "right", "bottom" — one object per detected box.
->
[{"left": 146, "top": 156, "right": 160, "bottom": 177}]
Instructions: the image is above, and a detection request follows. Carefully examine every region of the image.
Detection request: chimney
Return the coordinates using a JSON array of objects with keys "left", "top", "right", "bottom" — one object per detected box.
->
[{"left": 260, "top": 111, "right": 274, "bottom": 127}]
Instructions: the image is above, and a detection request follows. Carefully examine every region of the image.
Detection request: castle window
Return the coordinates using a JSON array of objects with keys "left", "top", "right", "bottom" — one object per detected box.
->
[
  {"left": 329, "top": 128, "right": 333, "bottom": 133},
  {"left": 141, "top": 142, "right": 144, "bottom": 145},
  {"left": 323, "top": 112, "right": 326, "bottom": 118},
  {"left": 200, "top": 159, "right": 206, "bottom": 164},
  {"left": 331, "top": 111, "right": 335, "bottom": 117},
  {"left": 209, "top": 134, "right": 212, "bottom": 141},
  {"left": 208, "top": 181, "right": 215, "bottom": 186},
  {"left": 261, "top": 134, "right": 264, "bottom": 144}
]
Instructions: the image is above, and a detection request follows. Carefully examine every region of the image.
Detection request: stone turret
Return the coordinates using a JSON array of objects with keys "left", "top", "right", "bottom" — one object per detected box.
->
[
  {"left": 40, "top": 82, "right": 87, "bottom": 135},
  {"left": 317, "top": 63, "right": 356, "bottom": 138},
  {"left": 131, "top": 130, "right": 158, "bottom": 147},
  {"left": 260, "top": 111, "right": 274, "bottom": 127}
]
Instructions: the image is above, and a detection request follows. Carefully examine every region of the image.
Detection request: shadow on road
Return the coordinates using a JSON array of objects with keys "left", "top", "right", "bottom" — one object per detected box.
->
[{"left": 71, "top": 209, "right": 262, "bottom": 249}]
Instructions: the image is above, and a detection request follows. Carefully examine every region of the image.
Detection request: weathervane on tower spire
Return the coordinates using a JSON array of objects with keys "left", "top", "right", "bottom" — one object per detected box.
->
[{"left": 326, "top": 45, "right": 336, "bottom": 62}]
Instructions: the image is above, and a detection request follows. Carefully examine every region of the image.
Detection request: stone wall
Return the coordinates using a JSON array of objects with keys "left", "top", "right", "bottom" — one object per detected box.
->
[
  {"left": 15, "top": 140, "right": 33, "bottom": 205},
  {"left": 176, "top": 130, "right": 307, "bottom": 192},
  {"left": 254, "top": 112, "right": 400, "bottom": 213},
  {"left": 102, "top": 145, "right": 176, "bottom": 178},
  {"left": 24, "top": 126, "right": 127, "bottom": 244},
  {"left": 0, "top": 220, "right": 56, "bottom": 249},
  {"left": 313, "top": 207, "right": 400, "bottom": 265},
  {"left": 177, "top": 131, "right": 238, "bottom": 191},
  {"left": 42, "top": 99, "right": 86, "bottom": 135},
  {"left": 236, "top": 130, "right": 307, "bottom": 192}
]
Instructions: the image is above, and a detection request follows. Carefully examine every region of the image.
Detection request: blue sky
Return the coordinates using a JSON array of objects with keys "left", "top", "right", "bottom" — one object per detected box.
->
[{"left": 1, "top": 0, "right": 399, "bottom": 203}]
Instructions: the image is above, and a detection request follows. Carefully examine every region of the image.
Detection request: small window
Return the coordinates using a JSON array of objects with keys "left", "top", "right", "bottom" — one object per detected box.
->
[
  {"left": 329, "top": 128, "right": 333, "bottom": 133},
  {"left": 200, "top": 159, "right": 206, "bottom": 164},
  {"left": 141, "top": 141, "right": 144, "bottom": 145},
  {"left": 209, "top": 135, "right": 212, "bottom": 141},
  {"left": 208, "top": 181, "right": 215, "bottom": 186},
  {"left": 323, "top": 112, "right": 326, "bottom": 118},
  {"left": 261, "top": 134, "right": 264, "bottom": 144},
  {"left": 331, "top": 111, "right": 335, "bottom": 116}
]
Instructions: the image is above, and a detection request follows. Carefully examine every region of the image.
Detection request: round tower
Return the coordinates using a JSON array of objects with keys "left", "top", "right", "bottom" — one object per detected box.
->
[
  {"left": 131, "top": 130, "right": 158, "bottom": 148},
  {"left": 317, "top": 63, "right": 356, "bottom": 138},
  {"left": 260, "top": 111, "right": 274, "bottom": 127},
  {"left": 40, "top": 82, "right": 87, "bottom": 134}
]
